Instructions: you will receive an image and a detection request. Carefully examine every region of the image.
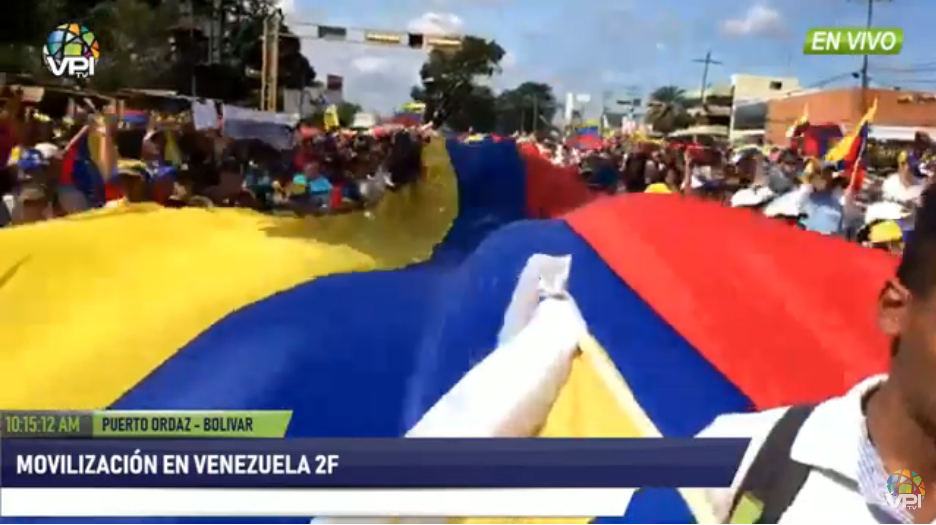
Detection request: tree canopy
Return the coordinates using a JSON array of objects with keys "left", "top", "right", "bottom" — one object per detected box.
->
[
  {"left": 495, "top": 81, "right": 557, "bottom": 135},
  {"left": 307, "top": 100, "right": 363, "bottom": 128},
  {"left": 410, "top": 36, "right": 505, "bottom": 133},
  {"left": 645, "top": 85, "right": 691, "bottom": 134},
  {"left": 2, "top": 0, "right": 317, "bottom": 104}
]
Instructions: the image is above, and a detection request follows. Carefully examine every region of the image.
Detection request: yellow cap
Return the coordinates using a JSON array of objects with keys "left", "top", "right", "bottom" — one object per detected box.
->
[
  {"left": 898, "top": 151, "right": 910, "bottom": 164},
  {"left": 645, "top": 183, "right": 672, "bottom": 194},
  {"left": 869, "top": 220, "right": 904, "bottom": 244}
]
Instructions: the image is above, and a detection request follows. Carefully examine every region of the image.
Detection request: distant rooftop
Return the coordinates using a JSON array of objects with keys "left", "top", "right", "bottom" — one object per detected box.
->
[{"left": 683, "top": 85, "right": 733, "bottom": 100}]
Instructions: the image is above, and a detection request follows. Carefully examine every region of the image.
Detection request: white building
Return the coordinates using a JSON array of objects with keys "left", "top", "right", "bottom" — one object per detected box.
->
[{"left": 729, "top": 74, "right": 802, "bottom": 143}]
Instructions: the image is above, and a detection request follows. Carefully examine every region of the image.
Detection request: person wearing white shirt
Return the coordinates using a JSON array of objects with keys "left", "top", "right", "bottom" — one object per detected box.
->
[
  {"left": 698, "top": 183, "right": 936, "bottom": 523},
  {"left": 882, "top": 151, "right": 926, "bottom": 209}
]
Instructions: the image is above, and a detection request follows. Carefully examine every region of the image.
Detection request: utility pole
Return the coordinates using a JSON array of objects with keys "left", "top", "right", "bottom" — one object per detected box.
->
[
  {"left": 692, "top": 51, "right": 722, "bottom": 105},
  {"left": 260, "top": 15, "right": 269, "bottom": 110},
  {"left": 851, "top": 0, "right": 891, "bottom": 111},
  {"left": 260, "top": 12, "right": 281, "bottom": 112}
]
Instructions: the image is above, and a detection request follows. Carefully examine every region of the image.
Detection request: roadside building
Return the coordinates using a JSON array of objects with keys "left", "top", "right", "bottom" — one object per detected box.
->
[
  {"left": 681, "top": 84, "right": 732, "bottom": 140},
  {"left": 729, "top": 74, "right": 801, "bottom": 143},
  {"left": 766, "top": 88, "right": 936, "bottom": 144}
]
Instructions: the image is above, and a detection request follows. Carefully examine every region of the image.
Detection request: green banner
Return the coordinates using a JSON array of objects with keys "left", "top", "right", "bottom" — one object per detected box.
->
[
  {"left": 1, "top": 411, "right": 92, "bottom": 438},
  {"left": 804, "top": 27, "right": 903, "bottom": 55},
  {"left": 93, "top": 410, "right": 292, "bottom": 438}
]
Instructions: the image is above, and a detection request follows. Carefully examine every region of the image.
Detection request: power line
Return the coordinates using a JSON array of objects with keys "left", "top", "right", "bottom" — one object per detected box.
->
[
  {"left": 848, "top": 0, "right": 893, "bottom": 110},
  {"left": 868, "top": 67, "right": 936, "bottom": 76},
  {"left": 807, "top": 71, "right": 860, "bottom": 88},
  {"left": 877, "top": 78, "right": 936, "bottom": 84},
  {"left": 692, "top": 51, "right": 722, "bottom": 104},
  {"left": 868, "top": 59, "right": 936, "bottom": 72}
]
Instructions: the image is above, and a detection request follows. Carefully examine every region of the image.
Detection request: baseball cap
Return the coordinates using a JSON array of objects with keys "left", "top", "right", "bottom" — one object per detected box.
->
[
  {"left": 763, "top": 190, "right": 804, "bottom": 218},
  {"left": 17, "top": 148, "right": 49, "bottom": 171},
  {"left": 115, "top": 159, "right": 149, "bottom": 179},
  {"left": 644, "top": 183, "right": 672, "bottom": 194},
  {"left": 33, "top": 142, "right": 60, "bottom": 160},
  {"left": 868, "top": 220, "right": 904, "bottom": 244},
  {"left": 731, "top": 186, "right": 775, "bottom": 208}
]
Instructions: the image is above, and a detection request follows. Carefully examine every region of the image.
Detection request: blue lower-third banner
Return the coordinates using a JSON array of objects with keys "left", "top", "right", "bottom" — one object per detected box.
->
[{"left": 0, "top": 438, "right": 748, "bottom": 488}]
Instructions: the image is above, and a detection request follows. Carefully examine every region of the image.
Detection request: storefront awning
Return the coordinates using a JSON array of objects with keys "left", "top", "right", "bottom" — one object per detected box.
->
[{"left": 869, "top": 125, "right": 936, "bottom": 142}]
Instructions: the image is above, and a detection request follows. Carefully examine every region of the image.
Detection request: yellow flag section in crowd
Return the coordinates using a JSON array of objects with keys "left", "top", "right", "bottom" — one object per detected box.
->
[
  {"left": 324, "top": 105, "right": 340, "bottom": 131},
  {"left": 313, "top": 256, "right": 717, "bottom": 524},
  {"left": 0, "top": 137, "right": 459, "bottom": 409}
]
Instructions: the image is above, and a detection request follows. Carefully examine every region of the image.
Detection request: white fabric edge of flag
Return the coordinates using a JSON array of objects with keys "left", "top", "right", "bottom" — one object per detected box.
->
[
  {"left": 406, "top": 254, "right": 584, "bottom": 439},
  {"left": 0, "top": 488, "right": 636, "bottom": 517}
]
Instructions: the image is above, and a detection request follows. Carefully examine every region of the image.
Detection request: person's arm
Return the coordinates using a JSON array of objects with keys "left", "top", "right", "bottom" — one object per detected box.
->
[
  {"left": 63, "top": 124, "right": 90, "bottom": 153},
  {"left": 680, "top": 153, "right": 693, "bottom": 195}
]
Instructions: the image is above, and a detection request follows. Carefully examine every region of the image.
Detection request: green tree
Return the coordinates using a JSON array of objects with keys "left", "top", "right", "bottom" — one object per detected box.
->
[
  {"left": 336, "top": 101, "right": 362, "bottom": 126},
  {"left": 179, "top": 0, "right": 315, "bottom": 102},
  {"left": 445, "top": 85, "right": 496, "bottom": 133},
  {"left": 645, "top": 85, "right": 692, "bottom": 134},
  {"left": 307, "top": 100, "right": 363, "bottom": 128},
  {"left": 82, "top": 0, "right": 181, "bottom": 91},
  {"left": 2, "top": 0, "right": 316, "bottom": 102},
  {"left": 223, "top": 1, "right": 316, "bottom": 91},
  {"left": 496, "top": 81, "right": 557, "bottom": 135},
  {"left": 411, "top": 36, "right": 504, "bottom": 132}
]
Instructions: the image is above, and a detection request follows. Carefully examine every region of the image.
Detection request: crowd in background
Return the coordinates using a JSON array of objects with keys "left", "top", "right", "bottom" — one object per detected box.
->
[
  {"left": 520, "top": 132, "right": 932, "bottom": 255},
  {"left": 1, "top": 88, "right": 932, "bottom": 259},
  {"left": 0, "top": 95, "right": 430, "bottom": 227}
]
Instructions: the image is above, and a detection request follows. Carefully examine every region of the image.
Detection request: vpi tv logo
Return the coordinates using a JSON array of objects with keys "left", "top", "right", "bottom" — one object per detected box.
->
[
  {"left": 43, "top": 23, "right": 100, "bottom": 78},
  {"left": 884, "top": 470, "right": 925, "bottom": 511}
]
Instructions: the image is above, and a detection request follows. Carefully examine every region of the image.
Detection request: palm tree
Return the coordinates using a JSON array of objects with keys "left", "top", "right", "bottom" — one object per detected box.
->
[
  {"left": 650, "top": 86, "right": 685, "bottom": 105},
  {"left": 645, "top": 85, "right": 691, "bottom": 134}
]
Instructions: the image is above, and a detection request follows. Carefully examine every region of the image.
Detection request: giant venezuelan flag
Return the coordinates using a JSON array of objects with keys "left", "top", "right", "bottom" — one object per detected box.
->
[{"left": 0, "top": 137, "right": 894, "bottom": 523}]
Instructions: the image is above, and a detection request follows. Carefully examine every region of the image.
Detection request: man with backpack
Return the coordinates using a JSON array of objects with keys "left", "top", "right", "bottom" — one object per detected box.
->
[{"left": 699, "top": 184, "right": 936, "bottom": 523}]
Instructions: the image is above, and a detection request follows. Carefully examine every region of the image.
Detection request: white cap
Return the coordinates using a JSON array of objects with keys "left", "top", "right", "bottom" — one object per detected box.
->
[
  {"left": 763, "top": 190, "right": 804, "bottom": 218},
  {"left": 731, "top": 186, "right": 775, "bottom": 208},
  {"left": 864, "top": 201, "right": 911, "bottom": 225},
  {"left": 33, "top": 142, "right": 61, "bottom": 160}
]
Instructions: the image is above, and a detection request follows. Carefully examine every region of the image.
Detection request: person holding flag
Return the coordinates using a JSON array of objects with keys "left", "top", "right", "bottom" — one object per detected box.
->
[
  {"left": 786, "top": 104, "right": 810, "bottom": 148},
  {"left": 882, "top": 151, "right": 927, "bottom": 211},
  {"left": 323, "top": 105, "right": 340, "bottom": 132},
  {"left": 794, "top": 100, "right": 877, "bottom": 236}
]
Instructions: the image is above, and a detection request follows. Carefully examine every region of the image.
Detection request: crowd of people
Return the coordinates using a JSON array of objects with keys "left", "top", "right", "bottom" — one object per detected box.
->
[
  {"left": 1, "top": 89, "right": 932, "bottom": 261},
  {"left": 522, "top": 133, "right": 932, "bottom": 255},
  {"left": 0, "top": 95, "right": 429, "bottom": 228}
]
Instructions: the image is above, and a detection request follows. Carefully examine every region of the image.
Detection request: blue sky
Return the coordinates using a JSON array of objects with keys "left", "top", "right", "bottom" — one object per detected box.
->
[{"left": 284, "top": 0, "right": 934, "bottom": 115}]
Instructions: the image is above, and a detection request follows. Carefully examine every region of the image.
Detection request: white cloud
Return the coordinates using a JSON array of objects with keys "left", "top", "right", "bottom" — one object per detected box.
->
[
  {"left": 406, "top": 12, "right": 464, "bottom": 35},
  {"left": 292, "top": 11, "right": 527, "bottom": 113},
  {"left": 351, "top": 56, "right": 394, "bottom": 74},
  {"left": 300, "top": 12, "right": 468, "bottom": 112},
  {"left": 501, "top": 51, "right": 517, "bottom": 69},
  {"left": 655, "top": 42, "right": 666, "bottom": 51},
  {"left": 301, "top": 39, "right": 425, "bottom": 112},
  {"left": 276, "top": 0, "right": 295, "bottom": 15},
  {"left": 722, "top": 4, "right": 785, "bottom": 37}
]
